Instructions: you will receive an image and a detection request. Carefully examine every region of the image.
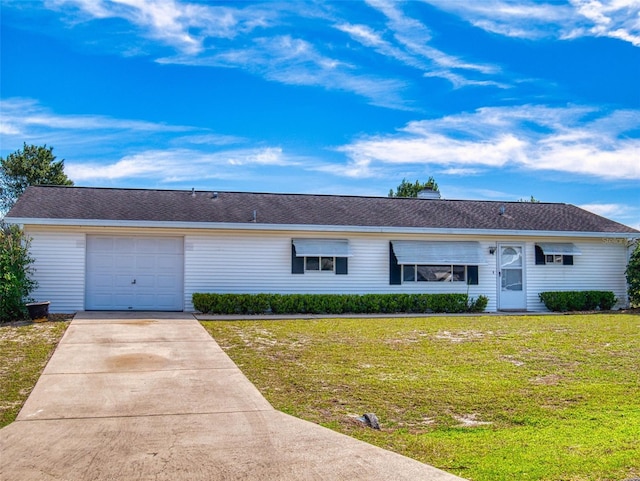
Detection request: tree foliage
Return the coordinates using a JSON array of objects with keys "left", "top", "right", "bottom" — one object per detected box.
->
[
  {"left": 388, "top": 177, "right": 439, "bottom": 197},
  {"left": 1, "top": 143, "right": 73, "bottom": 214},
  {"left": 518, "top": 196, "right": 541, "bottom": 203},
  {"left": 626, "top": 241, "right": 640, "bottom": 307},
  {"left": 0, "top": 222, "right": 37, "bottom": 322}
]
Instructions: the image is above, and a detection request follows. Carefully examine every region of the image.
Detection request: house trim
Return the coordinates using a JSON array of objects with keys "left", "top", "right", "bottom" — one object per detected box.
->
[{"left": 7, "top": 217, "right": 638, "bottom": 240}]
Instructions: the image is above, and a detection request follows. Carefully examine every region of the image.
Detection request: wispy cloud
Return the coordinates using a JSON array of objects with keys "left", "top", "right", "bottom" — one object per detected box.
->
[
  {"left": 1, "top": 97, "right": 193, "bottom": 137},
  {"left": 46, "top": 0, "right": 274, "bottom": 54},
  {"left": 157, "top": 34, "right": 411, "bottom": 110},
  {"left": 425, "top": 0, "right": 640, "bottom": 47},
  {"left": 34, "top": 0, "right": 511, "bottom": 108},
  {"left": 336, "top": 0, "right": 505, "bottom": 88},
  {"left": 337, "top": 105, "right": 640, "bottom": 180},
  {"left": 0, "top": 98, "right": 332, "bottom": 185},
  {"left": 65, "top": 147, "right": 295, "bottom": 182}
]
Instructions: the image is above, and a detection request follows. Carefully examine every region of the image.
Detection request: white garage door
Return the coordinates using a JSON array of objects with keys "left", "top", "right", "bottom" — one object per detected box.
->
[{"left": 86, "top": 236, "right": 184, "bottom": 311}]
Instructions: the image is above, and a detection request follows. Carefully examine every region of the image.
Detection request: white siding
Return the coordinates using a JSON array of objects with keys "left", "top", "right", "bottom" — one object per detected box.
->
[
  {"left": 526, "top": 239, "right": 629, "bottom": 311},
  {"left": 184, "top": 232, "right": 497, "bottom": 311},
  {"left": 20, "top": 225, "right": 631, "bottom": 313},
  {"left": 25, "top": 229, "right": 86, "bottom": 313}
]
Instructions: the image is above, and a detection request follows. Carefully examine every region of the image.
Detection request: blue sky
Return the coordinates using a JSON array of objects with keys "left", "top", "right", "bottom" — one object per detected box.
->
[{"left": 1, "top": 0, "right": 639, "bottom": 228}]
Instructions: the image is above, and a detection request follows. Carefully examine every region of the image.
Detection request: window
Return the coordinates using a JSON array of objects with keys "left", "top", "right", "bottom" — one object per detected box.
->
[
  {"left": 305, "top": 256, "right": 335, "bottom": 272},
  {"left": 402, "top": 264, "right": 467, "bottom": 282},
  {"left": 535, "top": 244, "right": 580, "bottom": 266},
  {"left": 545, "top": 254, "right": 563, "bottom": 264},
  {"left": 292, "top": 239, "right": 349, "bottom": 275},
  {"left": 389, "top": 242, "right": 482, "bottom": 285}
]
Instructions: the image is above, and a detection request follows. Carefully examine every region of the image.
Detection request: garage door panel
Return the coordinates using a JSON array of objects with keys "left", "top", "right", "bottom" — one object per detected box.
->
[
  {"left": 91, "top": 254, "right": 116, "bottom": 269},
  {"left": 93, "top": 274, "right": 114, "bottom": 288},
  {"left": 86, "top": 236, "right": 184, "bottom": 311},
  {"left": 156, "top": 238, "right": 183, "bottom": 253},
  {"left": 135, "top": 275, "right": 156, "bottom": 288},
  {"left": 157, "top": 275, "right": 179, "bottom": 288},
  {"left": 157, "top": 256, "right": 180, "bottom": 269},
  {"left": 89, "top": 237, "right": 114, "bottom": 251},
  {"left": 115, "top": 255, "right": 136, "bottom": 269},
  {"left": 115, "top": 237, "right": 136, "bottom": 250},
  {"left": 136, "top": 256, "right": 157, "bottom": 270},
  {"left": 115, "top": 275, "right": 135, "bottom": 288}
]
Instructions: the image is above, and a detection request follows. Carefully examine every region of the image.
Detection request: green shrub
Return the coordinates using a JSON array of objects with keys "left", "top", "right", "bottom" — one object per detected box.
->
[
  {"left": 539, "top": 291, "right": 617, "bottom": 312},
  {"left": 192, "top": 292, "right": 488, "bottom": 315},
  {"left": 0, "top": 223, "right": 37, "bottom": 322},
  {"left": 626, "top": 241, "right": 640, "bottom": 307}
]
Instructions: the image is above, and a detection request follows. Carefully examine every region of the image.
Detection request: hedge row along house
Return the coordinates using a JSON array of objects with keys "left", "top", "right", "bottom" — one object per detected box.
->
[{"left": 5, "top": 185, "right": 639, "bottom": 313}]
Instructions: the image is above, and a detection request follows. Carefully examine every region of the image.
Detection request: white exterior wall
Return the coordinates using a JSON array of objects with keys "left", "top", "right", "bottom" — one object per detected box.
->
[
  {"left": 19, "top": 225, "right": 631, "bottom": 313},
  {"left": 184, "top": 232, "right": 497, "bottom": 311},
  {"left": 525, "top": 238, "right": 629, "bottom": 311},
  {"left": 24, "top": 228, "right": 86, "bottom": 313}
]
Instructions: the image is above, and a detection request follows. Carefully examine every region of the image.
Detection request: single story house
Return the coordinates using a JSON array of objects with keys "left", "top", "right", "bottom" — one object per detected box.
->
[{"left": 5, "top": 185, "right": 639, "bottom": 313}]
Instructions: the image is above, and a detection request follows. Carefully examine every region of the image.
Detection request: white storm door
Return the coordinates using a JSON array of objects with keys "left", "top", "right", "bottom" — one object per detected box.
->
[
  {"left": 498, "top": 244, "right": 526, "bottom": 310},
  {"left": 86, "top": 236, "right": 183, "bottom": 311}
]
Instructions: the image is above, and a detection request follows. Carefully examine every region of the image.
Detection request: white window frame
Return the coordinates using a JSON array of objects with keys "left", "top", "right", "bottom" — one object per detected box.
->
[
  {"left": 304, "top": 256, "right": 336, "bottom": 273},
  {"left": 545, "top": 254, "right": 564, "bottom": 264},
  {"left": 402, "top": 264, "right": 468, "bottom": 283}
]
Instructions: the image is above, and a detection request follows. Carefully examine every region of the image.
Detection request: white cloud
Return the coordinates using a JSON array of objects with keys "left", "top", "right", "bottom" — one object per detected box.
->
[
  {"left": 66, "top": 147, "right": 295, "bottom": 182},
  {"left": 338, "top": 105, "right": 640, "bottom": 180},
  {"left": 158, "top": 35, "right": 411, "bottom": 110},
  {"left": 338, "top": 0, "right": 503, "bottom": 88},
  {"left": 579, "top": 203, "right": 631, "bottom": 217},
  {"left": 0, "top": 97, "right": 193, "bottom": 137},
  {"left": 46, "top": 0, "right": 274, "bottom": 54},
  {"left": 36, "top": 0, "right": 508, "bottom": 109},
  {"left": 425, "top": 0, "right": 640, "bottom": 46}
]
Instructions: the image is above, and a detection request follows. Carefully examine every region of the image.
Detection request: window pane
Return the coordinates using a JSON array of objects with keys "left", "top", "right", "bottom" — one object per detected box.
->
[
  {"left": 306, "top": 257, "right": 319, "bottom": 270},
  {"left": 501, "top": 269, "right": 523, "bottom": 291},
  {"left": 418, "top": 265, "right": 452, "bottom": 282},
  {"left": 545, "top": 254, "right": 562, "bottom": 264},
  {"left": 452, "top": 265, "right": 466, "bottom": 282},
  {"left": 403, "top": 265, "right": 415, "bottom": 282},
  {"left": 501, "top": 246, "right": 522, "bottom": 268},
  {"left": 321, "top": 257, "right": 334, "bottom": 271}
]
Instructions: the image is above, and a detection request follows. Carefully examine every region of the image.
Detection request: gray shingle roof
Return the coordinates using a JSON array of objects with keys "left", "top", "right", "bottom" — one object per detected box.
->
[{"left": 6, "top": 185, "right": 639, "bottom": 234}]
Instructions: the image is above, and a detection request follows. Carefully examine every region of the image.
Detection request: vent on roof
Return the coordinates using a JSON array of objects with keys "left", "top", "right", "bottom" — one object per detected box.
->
[{"left": 417, "top": 188, "right": 441, "bottom": 199}]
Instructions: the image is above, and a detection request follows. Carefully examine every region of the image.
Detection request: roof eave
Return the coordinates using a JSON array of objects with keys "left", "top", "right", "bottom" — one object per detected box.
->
[{"left": 5, "top": 216, "right": 639, "bottom": 238}]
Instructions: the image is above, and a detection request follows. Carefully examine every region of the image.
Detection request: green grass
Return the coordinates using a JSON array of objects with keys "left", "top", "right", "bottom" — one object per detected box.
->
[
  {"left": 201, "top": 314, "right": 640, "bottom": 481},
  {"left": 0, "top": 321, "right": 69, "bottom": 427}
]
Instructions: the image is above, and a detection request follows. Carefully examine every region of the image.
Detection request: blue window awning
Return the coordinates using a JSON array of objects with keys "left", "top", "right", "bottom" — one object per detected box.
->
[
  {"left": 391, "top": 241, "right": 486, "bottom": 265},
  {"left": 292, "top": 239, "right": 352, "bottom": 257},
  {"left": 536, "top": 243, "right": 582, "bottom": 256}
]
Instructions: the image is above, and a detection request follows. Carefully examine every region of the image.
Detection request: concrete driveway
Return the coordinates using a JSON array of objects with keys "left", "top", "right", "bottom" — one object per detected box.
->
[{"left": 0, "top": 312, "right": 465, "bottom": 481}]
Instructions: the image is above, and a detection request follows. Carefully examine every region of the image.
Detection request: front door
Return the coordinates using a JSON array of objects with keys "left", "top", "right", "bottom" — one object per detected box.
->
[{"left": 498, "top": 244, "right": 526, "bottom": 310}]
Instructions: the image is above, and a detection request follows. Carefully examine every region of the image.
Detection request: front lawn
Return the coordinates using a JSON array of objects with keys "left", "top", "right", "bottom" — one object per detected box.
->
[
  {"left": 0, "top": 320, "right": 70, "bottom": 427},
  {"left": 201, "top": 314, "right": 640, "bottom": 481}
]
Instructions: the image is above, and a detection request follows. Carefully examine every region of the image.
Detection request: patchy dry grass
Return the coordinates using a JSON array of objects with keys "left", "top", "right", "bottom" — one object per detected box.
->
[
  {"left": 202, "top": 314, "right": 640, "bottom": 481},
  {"left": 0, "top": 319, "right": 70, "bottom": 427}
]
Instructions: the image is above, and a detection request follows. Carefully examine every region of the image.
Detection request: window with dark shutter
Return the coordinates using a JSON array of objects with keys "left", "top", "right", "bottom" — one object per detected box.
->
[{"left": 291, "top": 239, "right": 351, "bottom": 275}]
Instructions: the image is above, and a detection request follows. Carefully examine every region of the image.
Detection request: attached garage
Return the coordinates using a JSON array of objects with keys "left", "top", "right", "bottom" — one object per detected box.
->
[{"left": 86, "top": 236, "right": 184, "bottom": 311}]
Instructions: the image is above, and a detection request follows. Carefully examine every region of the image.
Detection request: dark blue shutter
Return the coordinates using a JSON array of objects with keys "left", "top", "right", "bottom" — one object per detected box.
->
[
  {"left": 467, "top": 266, "right": 479, "bottom": 285},
  {"left": 535, "top": 245, "right": 546, "bottom": 265},
  {"left": 389, "top": 242, "right": 401, "bottom": 285},
  {"left": 336, "top": 257, "right": 348, "bottom": 275},
  {"left": 292, "top": 244, "right": 304, "bottom": 274}
]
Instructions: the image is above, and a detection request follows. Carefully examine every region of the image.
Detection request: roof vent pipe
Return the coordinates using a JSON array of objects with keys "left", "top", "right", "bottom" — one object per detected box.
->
[
  {"left": 417, "top": 188, "right": 441, "bottom": 199},
  {"left": 191, "top": 188, "right": 196, "bottom": 197}
]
